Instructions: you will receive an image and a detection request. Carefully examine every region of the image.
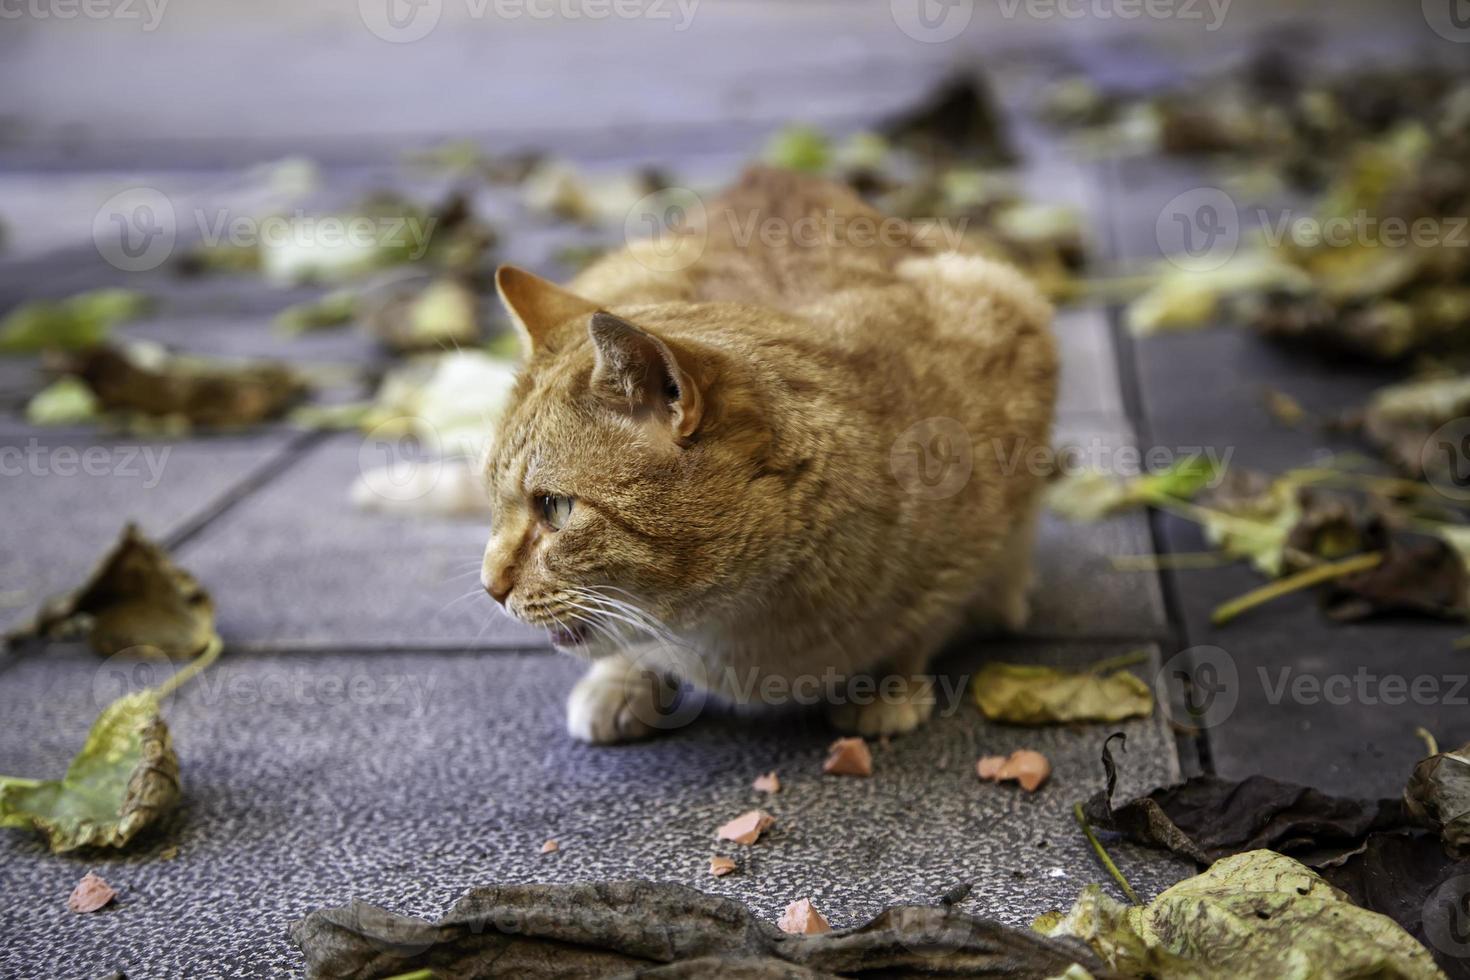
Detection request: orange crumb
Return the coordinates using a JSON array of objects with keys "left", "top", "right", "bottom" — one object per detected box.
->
[
  {"left": 777, "top": 897, "right": 831, "bottom": 935},
  {"left": 540, "top": 839, "right": 559, "bottom": 854},
  {"left": 67, "top": 872, "right": 116, "bottom": 914},
  {"left": 976, "top": 749, "right": 1051, "bottom": 793},
  {"left": 709, "top": 856, "right": 737, "bottom": 877},
  {"left": 823, "top": 737, "right": 872, "bottom": 777},
  {"left": 717, "top": 809, "right": 775, "bottom": 845},
  {"left": 752, "top": 771, "right": 781, "bottom": 794}
]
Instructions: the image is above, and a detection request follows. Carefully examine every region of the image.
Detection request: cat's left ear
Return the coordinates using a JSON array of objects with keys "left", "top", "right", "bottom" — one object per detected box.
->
[
  {"left": 588, "top": 311, "right": 704, "bottom": 444},
  {"left": 496, "top": 265, "right": 599, "bottom": 357}
]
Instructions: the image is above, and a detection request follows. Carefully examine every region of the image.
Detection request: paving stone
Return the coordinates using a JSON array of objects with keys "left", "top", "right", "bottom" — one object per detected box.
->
[
  {"left": 1152, "top": 512, "right": 1469, "bottom": 800},
  {"left": 0, "top": 429, "right": 304, "bottom": 637},
  {"left": 1054, "top": 305, "right": 1124, "bottom": 417},
  {"left": 0, "top": 639, "right": 1191, "bottom": 979},
  {"left": 171, "top": 433, "right": 542, "bottom": 651}
]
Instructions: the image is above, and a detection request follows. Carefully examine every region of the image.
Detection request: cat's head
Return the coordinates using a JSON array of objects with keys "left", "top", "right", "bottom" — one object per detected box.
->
[{"left": 480, "top": 266, "right": 778, "bottom": 657}]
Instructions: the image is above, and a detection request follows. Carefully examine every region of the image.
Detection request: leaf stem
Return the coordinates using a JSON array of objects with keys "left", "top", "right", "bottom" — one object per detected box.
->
[
  {"left": 1416, "top": 727, "right": 1440, "bottom": 758},
  {"left": 1074, "top": 802, "right": 1140, "bottom": 905},
  {"left": 1084, "top": 650, "right": 1151, "bottom": 674},
  {"left": 155, "top": 634, "right": 224, "bottom": 700},
  {"left": 1211, "top": 552, "right": 1384, "bottom": 627}
]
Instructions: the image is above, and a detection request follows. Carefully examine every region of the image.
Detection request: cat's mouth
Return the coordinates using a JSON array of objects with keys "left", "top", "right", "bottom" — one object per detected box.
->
[{"left": 547, "top": 623, "right": 589, "bottom": 647}]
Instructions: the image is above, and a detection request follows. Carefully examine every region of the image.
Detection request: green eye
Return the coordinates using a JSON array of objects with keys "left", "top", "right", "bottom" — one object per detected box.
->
[{"left": 540, "top": 494, "right": 574, "bottom": 530}]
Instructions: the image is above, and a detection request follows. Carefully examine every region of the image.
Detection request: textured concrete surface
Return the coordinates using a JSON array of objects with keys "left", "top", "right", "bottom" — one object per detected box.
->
[
  {"left": 0, "top": 641, "right": 1191, "bottom": 979},
  {"left": 0, "top": 4, "right": 1458, "bottom": 976}
]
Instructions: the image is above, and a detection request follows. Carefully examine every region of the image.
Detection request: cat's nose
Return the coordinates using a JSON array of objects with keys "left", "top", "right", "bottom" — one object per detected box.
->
[{"left": 484, "top": 567, "right": 515, "bottom": 605}]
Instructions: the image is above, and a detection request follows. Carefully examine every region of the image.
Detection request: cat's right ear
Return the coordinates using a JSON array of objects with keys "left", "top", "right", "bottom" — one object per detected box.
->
[{"left": 495, "top": 265, "right": 600, "bottom": 357}]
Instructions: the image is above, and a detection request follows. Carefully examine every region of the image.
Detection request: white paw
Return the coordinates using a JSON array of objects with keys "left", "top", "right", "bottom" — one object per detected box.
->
[
  {"left": 827, "top": 678, "right": 936, "bottom": 737},
  {"left": 565, "top": 660, "right": 661, "bottom": 745}
]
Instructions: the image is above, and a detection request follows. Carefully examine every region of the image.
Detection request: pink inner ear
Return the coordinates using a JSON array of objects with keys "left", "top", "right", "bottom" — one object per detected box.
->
[{"left": 588, "top": 312, "right": 703, "bottom": 442}]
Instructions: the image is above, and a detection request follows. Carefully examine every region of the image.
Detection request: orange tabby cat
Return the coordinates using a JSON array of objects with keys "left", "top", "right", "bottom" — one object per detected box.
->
[{"left": 482, "top": 167, "right": 1057, "bottom": 743}]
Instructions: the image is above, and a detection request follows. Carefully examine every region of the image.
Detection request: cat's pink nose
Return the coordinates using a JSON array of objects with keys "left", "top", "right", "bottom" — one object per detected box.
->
[{"left": 485, "top": 568, "right": 515, "bottom": 605}]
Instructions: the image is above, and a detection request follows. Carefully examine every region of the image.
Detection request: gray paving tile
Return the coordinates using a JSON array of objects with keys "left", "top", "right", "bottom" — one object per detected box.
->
[
  {"left": 1054, "top": 305, "right": 1123, "bottom": 417},
  {"left": 1153, "top": 512, "right": 1469, "bottom": 800},
  {"left": 172, "top": 433, "right": 542, "bottom": 651},
  {"left": 0, "top": 429, "right": 303, "bottom": 636},
  {"left": 1034, "top": 416, "right": 1167, "bottom": 641},
  {"left": 0, "top": 639, "right": 1190, "bottom": 979}
]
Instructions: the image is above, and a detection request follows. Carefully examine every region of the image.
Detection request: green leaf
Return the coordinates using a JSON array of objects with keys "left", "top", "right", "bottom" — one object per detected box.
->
[
  {"left": 763, "top": 125, "right": 831, "bottom": 174},
  {"left": 972, "top": 655, "right": 1153, "bottom": 725},
  {"left": 1037, "top": 850, "right": 1445, "bottom": 979},
  {"left": 25, "top": 376, "right": 100, "bottom": 426},
  {"left": 0, "top": 289, "right": 152, "bottom": 354},
  {"left": 1047, "top": 455, "right": 1219, "bottom": 522},
  {"left": 0, "top": 690, "right": 180, "bottom": 853}
]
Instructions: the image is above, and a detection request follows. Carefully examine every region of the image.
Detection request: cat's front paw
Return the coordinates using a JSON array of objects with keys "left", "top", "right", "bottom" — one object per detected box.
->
[
  {"left": 826, "top": 676, "right": 935, "bottom": 737},
  {"left": 565, "top": 656, "right": 662, "bottom": 744}
]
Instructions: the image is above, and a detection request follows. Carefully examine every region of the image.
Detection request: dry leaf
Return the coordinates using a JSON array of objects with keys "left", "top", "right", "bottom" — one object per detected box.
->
[
  {"left": 16, "top": 523, "right": 215, "bottom": 659},
  {"left": 972, "top": 658, "right": 1152, "bottom": 725}
]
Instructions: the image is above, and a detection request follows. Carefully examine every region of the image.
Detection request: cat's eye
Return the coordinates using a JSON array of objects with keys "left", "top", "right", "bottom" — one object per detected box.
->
[{"left": 540, "top": 494, "right": 574, "bottom": 530}]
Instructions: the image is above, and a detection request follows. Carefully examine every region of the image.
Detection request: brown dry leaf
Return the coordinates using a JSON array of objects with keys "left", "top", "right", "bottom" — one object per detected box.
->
[
  {"left": 752, "top": 772, "right": 780, "bottom": 794},
  {"left": 1405, "top": 741, "right": 1470, "bottom": 858},
  {"left": 717, "top": 810, "right": 774, "bottom": 846},
  {"left": 709, "top": 856, "right": 737, "bottom": 878},
  {"left": 15, "top": 523, "right": 215, "bottom": 659},
  {"left": 822, "top": 737, "right": 873, "bottom": 777},
  {"left": 777, "top": 898, "right": 831, "bottom": 936},
  {"left": 57, "top": 343, "right": 308, "bottom": 429}
]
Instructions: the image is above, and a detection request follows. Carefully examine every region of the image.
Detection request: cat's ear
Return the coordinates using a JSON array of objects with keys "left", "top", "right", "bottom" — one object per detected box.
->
[
  {"left": 495, "top": 265, "right": 599, "bottom": 356},
  {"left": 588, "top": 311, "right": 704, "bottom": 444}
]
